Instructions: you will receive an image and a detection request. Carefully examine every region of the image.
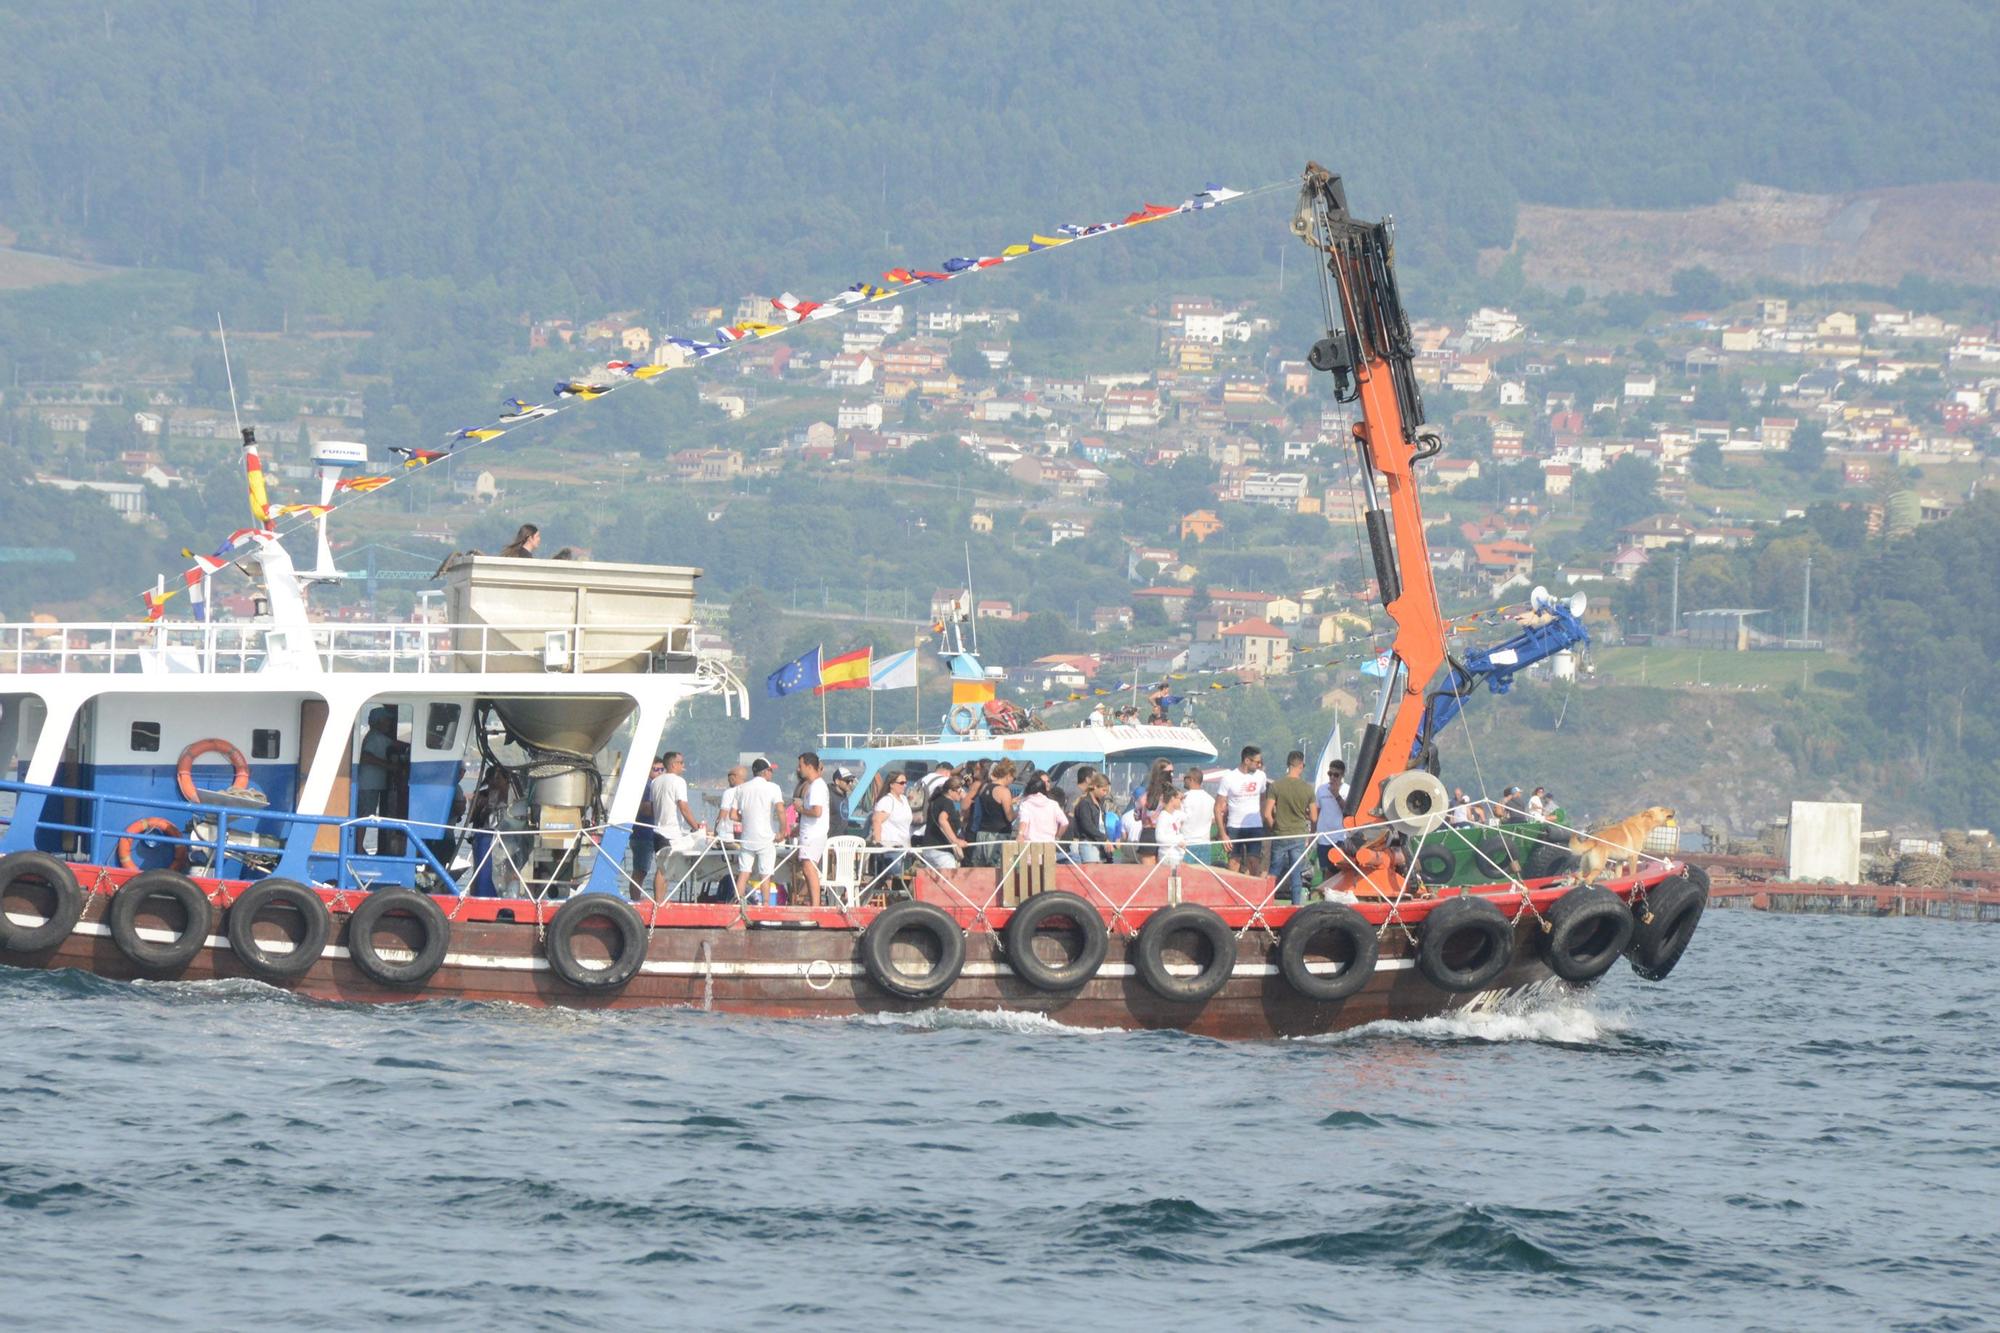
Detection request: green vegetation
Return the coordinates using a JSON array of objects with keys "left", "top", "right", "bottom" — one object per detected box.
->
[{"left": 1590, "top": 646, "right": 1846, "bottom": 690}]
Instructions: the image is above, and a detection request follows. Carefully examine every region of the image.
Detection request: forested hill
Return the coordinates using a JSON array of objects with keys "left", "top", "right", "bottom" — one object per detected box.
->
[{"left": 2, "top": 0, "right": 1996, "bottom": 311}]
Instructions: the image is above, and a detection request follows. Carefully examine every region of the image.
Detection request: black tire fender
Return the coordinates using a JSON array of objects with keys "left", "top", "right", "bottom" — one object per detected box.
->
[
  {"left": 861, "top": 899, "right": 965, "bottom": 1000},
  {"left": 1131, "top": 903, "right": 1236, "bottom": 1004},
  {"left": 1537, "top": 885, "right": 1633, "bottom": 984},
  {"left": 1276, "top": 902, "right": 1379, "bottom": 1003},
  {"left": 545, "top": 893, "right": 648, "bottom": 992},
  {"left": 1415, "top": 847, "right": 1459, "bottom": 884},
  {"left": 1523, "top": 830, "right": 1579, "bottom": 880},
  {"left": 226, "top": 878, "right": 331, "bottom": 981},
  {"left": 346, "top": 889, "right": 451, "bottom": 988},
  {"left": 108, "top": 870, "right": 212, "bottom": 971},
  {"left": 1001, "top": 891, "right": 1107, "bottom": 992},
  {"left": 1627, "top": 867, "right": 1709, "bottom": 981},
  {"left": 1416, "top": 895, "right": 1514, "bottom": 993},
  {"left": 0, "top": 851, "right": 85, "bottom": 953}
]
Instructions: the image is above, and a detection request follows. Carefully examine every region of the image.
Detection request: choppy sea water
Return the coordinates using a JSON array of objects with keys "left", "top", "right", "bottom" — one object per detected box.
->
[{"left": 3, "top": 911, "right": 1996, "bottom": 1330}]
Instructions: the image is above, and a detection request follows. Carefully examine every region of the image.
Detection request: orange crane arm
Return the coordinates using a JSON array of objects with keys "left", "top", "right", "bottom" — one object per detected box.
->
[{"left": 1294, "top": 164, "right": 1451, "bottom": 886}]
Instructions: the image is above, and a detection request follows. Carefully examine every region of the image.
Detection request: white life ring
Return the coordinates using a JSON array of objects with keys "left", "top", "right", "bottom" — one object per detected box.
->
[{"left": 946, "top": 704, "right": 979, "bottom": 736}]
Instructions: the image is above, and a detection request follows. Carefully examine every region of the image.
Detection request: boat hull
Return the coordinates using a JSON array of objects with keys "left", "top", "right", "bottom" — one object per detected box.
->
[{"left": 3, "top": 862, "right": 1686, "bottom": 1041}]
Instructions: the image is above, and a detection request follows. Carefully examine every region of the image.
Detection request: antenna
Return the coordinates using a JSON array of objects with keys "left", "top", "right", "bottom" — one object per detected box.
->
[
  {"left": 963, "top": 542, "right": 978, "bottom": 654},
  {"left": 216, "top": 314, "right": 244, "bottom": 438}
]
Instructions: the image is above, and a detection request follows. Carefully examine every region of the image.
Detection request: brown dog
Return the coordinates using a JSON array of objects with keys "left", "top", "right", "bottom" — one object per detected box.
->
[{"left": 1569, "top": 806, "right": 1675, "bottom": 883}]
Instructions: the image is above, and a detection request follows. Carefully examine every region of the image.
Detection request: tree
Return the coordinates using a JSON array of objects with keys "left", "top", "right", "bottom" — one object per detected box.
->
[
  {"left": 949, "top": 338, "right": 989, "bottom": 381},
  {"left": 1581, "top": 455, "right": 1660, "bottom": 536},
  {"left": 1668, "top": 266, "right": 1728, "bottom": 311},
  {"left": 1783, "top": 421, "right": 1827, "bottom": 474},
  {"left": 1690, "top": 440, "right": 1729, "bottom": 487}
]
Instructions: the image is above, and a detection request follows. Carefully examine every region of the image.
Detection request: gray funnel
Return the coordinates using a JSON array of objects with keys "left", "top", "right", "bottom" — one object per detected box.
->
[{"left": 490, "top": 695, "right": 635, "bottom": 759}]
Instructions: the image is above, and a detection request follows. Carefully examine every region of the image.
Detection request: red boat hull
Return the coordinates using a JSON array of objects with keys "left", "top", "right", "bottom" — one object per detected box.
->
[{"left": 3, "top": 860, "right": 1687, "bottom": 1040}]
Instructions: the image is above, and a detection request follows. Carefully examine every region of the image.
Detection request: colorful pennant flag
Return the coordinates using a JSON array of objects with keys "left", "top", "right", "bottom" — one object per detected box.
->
[
  {"left": 335, "top": 476, "right": 392, "bottom": 493},
  {"left": 393, "top": 447, "right": 449, "bottom": 468}
]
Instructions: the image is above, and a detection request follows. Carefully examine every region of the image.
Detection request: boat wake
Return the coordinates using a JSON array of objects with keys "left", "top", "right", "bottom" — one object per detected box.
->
[
  {"left": 846, "top": 1006, "right": 1117, "bottom": 1038},
  {"left": 1306, "top": 988, "right": 1630, "bottom": 1047}
]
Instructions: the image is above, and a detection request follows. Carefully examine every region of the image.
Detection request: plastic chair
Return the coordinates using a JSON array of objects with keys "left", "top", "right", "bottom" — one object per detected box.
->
[{"left": 823, "top": 835, "right": 868, "bottom": 907}]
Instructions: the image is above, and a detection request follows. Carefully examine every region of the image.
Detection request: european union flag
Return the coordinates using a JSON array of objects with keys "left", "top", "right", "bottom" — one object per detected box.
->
[{"left": 766, "top": 647, "right": 821, "bottom": 699}]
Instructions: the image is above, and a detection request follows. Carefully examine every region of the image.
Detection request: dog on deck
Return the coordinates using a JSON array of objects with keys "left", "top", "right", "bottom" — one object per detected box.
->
[{"left": 1569, "top": 806, "right": 1675, "bottom": 883}]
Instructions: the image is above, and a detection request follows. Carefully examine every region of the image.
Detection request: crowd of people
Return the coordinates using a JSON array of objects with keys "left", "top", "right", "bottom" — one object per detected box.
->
[
  {"left": 1446, "top": 784, "right": 1558, "bottom": 827},
  {"left": 629, "top": 744, "right": 1359, "bottom": 908}
]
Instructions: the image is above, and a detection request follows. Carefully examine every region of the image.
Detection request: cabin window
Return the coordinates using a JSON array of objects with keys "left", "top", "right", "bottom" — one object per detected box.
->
[
  {"left": 251, "top": 729, "right": 281, "bottom": 760},
  {"left": 130, "top": 721, "right": 161, "bottom": 752},
  {"left": 425, "top": 703, "right": 462, "bottom": 751}
]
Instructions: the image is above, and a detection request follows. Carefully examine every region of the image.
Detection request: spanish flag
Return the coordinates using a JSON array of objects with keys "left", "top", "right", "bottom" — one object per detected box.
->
[{"left": 815, "top": 646, "right": 872, "bottom": 694}]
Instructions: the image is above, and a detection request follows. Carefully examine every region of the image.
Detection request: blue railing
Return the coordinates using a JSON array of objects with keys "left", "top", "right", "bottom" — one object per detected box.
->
[{"left": 0, "top": 778, "right": 461, "bottom": 893}]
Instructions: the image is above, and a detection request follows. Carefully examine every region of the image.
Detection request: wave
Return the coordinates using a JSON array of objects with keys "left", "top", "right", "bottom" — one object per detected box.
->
[
  {"left": 843, "top": 1006, "right": 1116, "bottom": 1037},
  {"left": 1304, "top": 989, "right": 1631, "bottom": 1047}
]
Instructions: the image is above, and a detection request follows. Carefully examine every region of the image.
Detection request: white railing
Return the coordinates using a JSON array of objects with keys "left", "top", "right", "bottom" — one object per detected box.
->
[{"left": 0, "top": 619, "right": 707, "bottom": 677}]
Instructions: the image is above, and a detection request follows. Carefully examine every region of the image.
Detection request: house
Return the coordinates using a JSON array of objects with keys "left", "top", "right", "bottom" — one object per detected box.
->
[
  {"left": 1048, "top": 518, "right": 1088, "bottom": 546},
  {"left": 1464, "top": 307, "right": 1524, "bottom": 342},
  {"left": 620, "top": 326, "right": 653, "bottom": 354},
  {"left": 1611, "top": 545, "right": 1650, "bottom": 580},
  {"left": 969, "top": 510, "right": 994, "bottom": 534},
  {"left": 1756, "top": 297, "right": 1790, "bottom": 326},
  {"left": 1132, "top": 586, "right": 1196, "bottom": 621},
  {"left": 838, "top": 401, "right": 884, "bottom": 430},
  {"left": 1179, "top": 509, "right": 1224, "bottom": 542},
  {"left": 975, "top": 599, "right": 1021, "bottom": 622},
  {"left": 1217, "top": 618, "right": 1293, "bottom": 675},
  {"left": 825, "top": 353, "right": 876, "bottom": 387},
  {"left": 1721, "top": 325, "right": 1760, "bottom": 352},
  {"left": 668, "top": 448, "right": 742, "bottom": 482},
  {"left": 1103, "top": 387, "right": 1162, "bottom": 432},
  {"left": 1208, "top": 589, "right": 1279, "bottom": 623},
  {"left": 1542, "top": 462, "right": 1574, "bottom": 496},
  {"left": 1280, "top": 361, "right": 1311, "bottom": 397},
  {"left": 1430, "top": 458, "right": 1481, "bottom": 489},
  {"left": 1759, "top": 416, "right": 1799, "bottom": 450},
  {"left": 1623, "top": 373, "right": 1658, "bottom": 399},
  {"left": 1240, "top": 472, "right": 1310, "bottom": 508},
  {"left": 1498, "top": 380, "right": 1528, "bottom": 407},
  {"left": 1621, "top": 515, "right": 1696, "bottom": 550},
  {"left": 33, "top": 476, "right": 147, "bottom": 522},
  {"left": 1091, "top": 606, "right": 1134, "bottom": 633},
  {"left": 1472, "top": 540, "right": 1535, "bottom": 581}
]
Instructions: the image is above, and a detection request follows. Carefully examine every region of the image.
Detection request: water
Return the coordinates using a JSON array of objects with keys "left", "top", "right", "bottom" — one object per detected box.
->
[{"left": 3, "top": 912, "right": 1996, "bottom": 1330}]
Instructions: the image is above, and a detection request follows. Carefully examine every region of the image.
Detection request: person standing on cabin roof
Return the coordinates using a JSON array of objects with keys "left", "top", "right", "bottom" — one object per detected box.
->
[
  {"left": 1210, "top": 745, "right": 1271, "bottom": 875},
  {"left": 1269, "top": 750, "right": 1318, "bottom": 905},
  {"left": 355, "top": 707, "right": 396, "bottom": 855},
  {"left": 1087, "top": 701, "right": 1108, "bottom": 727},
  {"left": 648, "top": 751, "right": 703, "bottom": 898},
  {"left": 736, "top": 759, "right": 786, "bottom": 904},
  {"left": 500, "top": 523, "right": 541, "bottom": 558},
  {"left": 791, "top": 752, "right": 830, "bottom": 908}
]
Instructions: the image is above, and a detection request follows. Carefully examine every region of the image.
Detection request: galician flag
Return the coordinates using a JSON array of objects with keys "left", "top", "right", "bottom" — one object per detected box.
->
[
  {"left": 869, "top": 649, "right": 918, "bottom": 691},
  {"left": 816, "top": 646, "right": 872, "bottom": 694}
]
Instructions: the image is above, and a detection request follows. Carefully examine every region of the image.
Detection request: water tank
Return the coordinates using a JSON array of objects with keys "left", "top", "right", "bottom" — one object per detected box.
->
[{"left": 441, "top": 554, "right": 701, "bottom": 674}]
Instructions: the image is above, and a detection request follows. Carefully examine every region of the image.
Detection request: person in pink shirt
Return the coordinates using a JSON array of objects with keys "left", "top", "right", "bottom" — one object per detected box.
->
[{"left": 1013, "top": 773, "right": 1070, "bottom": 844}]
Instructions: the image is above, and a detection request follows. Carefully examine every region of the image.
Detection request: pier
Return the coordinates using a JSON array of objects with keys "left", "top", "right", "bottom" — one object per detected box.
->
[{"left": 1688, "top": 855, "right": 2000, "bottom": 922}]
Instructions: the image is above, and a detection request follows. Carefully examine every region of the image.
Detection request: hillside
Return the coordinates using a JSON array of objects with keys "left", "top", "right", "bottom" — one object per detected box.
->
[
  {"left": 2, "top": 1, "right": 1997, "bottom": 310},
  {"left": 1490, "top": 182, "right": 2000, "bottom": 294}
]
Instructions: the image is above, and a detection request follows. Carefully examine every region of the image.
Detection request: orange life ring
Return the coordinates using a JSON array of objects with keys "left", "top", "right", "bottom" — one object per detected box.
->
[
  {"left": 176, "top": 738, "right": 251, "bottom": 804},
  {"left": 118, "top": 817, "right": 190, "bottom": 872}
]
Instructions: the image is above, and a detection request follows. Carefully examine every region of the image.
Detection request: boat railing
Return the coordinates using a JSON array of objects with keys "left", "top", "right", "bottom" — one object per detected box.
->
[
  {"left": 0, "top": 618, "right": 709, "bottom": 677},
  {"left": 818, "top": 730, "right": 946, "bottom": 748}
]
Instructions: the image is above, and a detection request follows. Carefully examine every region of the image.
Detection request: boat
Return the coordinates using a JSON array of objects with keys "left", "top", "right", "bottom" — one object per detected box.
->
[{"left": 0, "top": 164, "right": 1707, "bottom": 1038}]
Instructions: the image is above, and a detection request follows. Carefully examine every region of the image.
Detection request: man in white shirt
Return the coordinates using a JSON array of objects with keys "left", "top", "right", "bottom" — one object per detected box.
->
[
  {"left": 1315, "top": 759, "right": 1349, "bottom": 884},
  {"left": 791, "top": 751, "right": 830, "bottom": 908},
  {"left": 734, "top": 759, "right": 786, "bottom": 903},
  {"left": 1178, "top": 767, "right": 1219, "bottom": 866},
  {"left": 713, "top": 764, "right": 746, "bottom": 897},
  {"left": 1208, "top": 745, "right": 1271, "bottom": 875},
  {"left": 648, "top": 751, "right": 704, "bottom": 898}
]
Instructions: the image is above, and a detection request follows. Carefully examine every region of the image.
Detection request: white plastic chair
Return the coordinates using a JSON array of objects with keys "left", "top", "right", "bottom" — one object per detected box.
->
[{"left": 823, "top": 835, "right": 868, "bottom": 907}]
